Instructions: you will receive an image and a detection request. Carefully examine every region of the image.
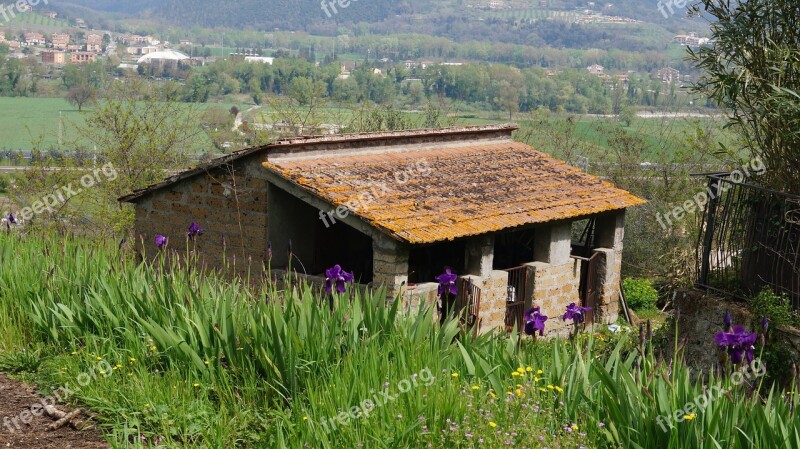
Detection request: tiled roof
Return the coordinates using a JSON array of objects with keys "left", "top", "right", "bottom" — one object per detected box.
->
[
  {"left": 263, "top": 141, "right": 645, "bottom": 245},
  {"left": 119, "top": 124, "right": 515, "bottom": 203}
]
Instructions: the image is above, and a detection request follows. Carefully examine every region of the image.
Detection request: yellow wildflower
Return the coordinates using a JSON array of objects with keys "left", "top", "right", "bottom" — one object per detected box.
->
[
  {"left": 684, "top": 413, "right": 697, "bottom": 421},
  {"left": 489, "top": 422, "right": 497, "bottom": 428},
  {"left": 472, "top": 385, "right": 480, "bottom": 390}
]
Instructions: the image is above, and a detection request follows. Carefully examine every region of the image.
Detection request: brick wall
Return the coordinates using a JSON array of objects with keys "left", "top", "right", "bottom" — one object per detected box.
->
[
  {"left": 131, "top": 154, "right": 270, "bottom": 272},
  {"left": 526, "top": 260, "right": 584, "bottom": 337}
]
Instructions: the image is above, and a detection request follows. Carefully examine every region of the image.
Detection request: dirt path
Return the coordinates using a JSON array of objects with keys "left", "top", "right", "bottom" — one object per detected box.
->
[{"left": 0, "top": 373, "right": 107, "bottom": 448}]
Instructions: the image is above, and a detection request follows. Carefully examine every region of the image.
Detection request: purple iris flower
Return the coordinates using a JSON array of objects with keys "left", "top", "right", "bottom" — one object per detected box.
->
[
  {"left": 325, "top": 264, "right": 354, "bottom": 293},
  {"left": 435, "top": 268, "right": 458, "bottom": 298},
  {"left": 8, "top": 213, "right": 16, "bottom": 224},
  {"left": 713, "top": 325, "right": 758, "bottom": 364},
  {"left": 524, "top": 307, "right": 548, "bottom": 336},
  {"left": 761, "top": 316, "right": 770, "bottom": 334},
  {"left": 187, "top": 222, "right": 205, "bottom": 241},
  {"left": 723, "top": 311, "right": 732, "bottom": 332},
  {"left": 155, "top": 234, "right": 168, "bottom": 250},
  {"left": 562, "top": 303, "right": 592, "bottom": 324}
]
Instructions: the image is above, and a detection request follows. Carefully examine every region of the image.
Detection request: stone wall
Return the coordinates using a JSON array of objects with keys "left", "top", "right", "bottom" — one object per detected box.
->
[
  {"left": 131, "top": 153, "right": 270, "bottom": 272},
  {"left": 401, "top": 270, "right": 510, "bottom": 335},
  {"left": 470, "top": 270, "right": 512, "bottom": 334},
  {"left": 526, "top": 259, "right": 584, "bottom": 337}
]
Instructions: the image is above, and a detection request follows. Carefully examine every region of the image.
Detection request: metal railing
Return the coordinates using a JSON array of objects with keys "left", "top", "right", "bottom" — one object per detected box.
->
[{"left": 696, "top": 174, "right": 800, "bottom": 307}]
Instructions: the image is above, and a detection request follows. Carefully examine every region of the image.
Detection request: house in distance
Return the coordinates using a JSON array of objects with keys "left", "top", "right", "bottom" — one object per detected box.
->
[{"left": 120, "top": 125, "right": 645, "bottom": 336}]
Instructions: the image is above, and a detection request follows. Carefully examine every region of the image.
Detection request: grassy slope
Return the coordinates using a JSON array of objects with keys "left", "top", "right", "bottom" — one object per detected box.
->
[
  {"left": 0, "top": 233, "right": 797, "bottom": 448},
  {"left": 0, "top": 97, "right": 242, "bottom": 152}
]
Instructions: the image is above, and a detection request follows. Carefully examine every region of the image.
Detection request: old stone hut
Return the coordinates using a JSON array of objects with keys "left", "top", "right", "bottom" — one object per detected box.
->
[{"left": 120, "top": 124, "right": 645, "bottom": 336}]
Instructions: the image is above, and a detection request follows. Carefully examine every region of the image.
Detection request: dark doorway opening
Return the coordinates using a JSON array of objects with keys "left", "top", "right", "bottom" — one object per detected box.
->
[
  {"left": 267, "top": 184, "right": 373, "bottom": 283},
  {"left": 408, "top": 240, "right": 466, "bottom": 285},
  {"left": 493, "top": 228, "right": 536, "bottom": 270}
]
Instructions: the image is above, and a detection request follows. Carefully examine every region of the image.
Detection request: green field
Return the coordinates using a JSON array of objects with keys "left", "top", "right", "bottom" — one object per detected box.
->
[
  {"left": 0, "top": 98, "right": 83, "bottom": 150},
  {"left": 5, "top": 11, "right": 68, "bottom": 29},
  {"left": 0, "top": 97, "right": 243, "bottom": 153}
]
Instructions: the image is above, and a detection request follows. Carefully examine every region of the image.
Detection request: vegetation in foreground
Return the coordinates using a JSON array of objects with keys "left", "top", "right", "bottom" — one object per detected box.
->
[{"left": 0, "top": 232, "right": 798, "bottom": 448}]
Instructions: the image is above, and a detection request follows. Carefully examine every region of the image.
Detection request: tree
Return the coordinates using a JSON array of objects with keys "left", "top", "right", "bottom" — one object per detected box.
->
[
  {"left": 65, "top": 85, "right": 96, "bottom": 111},
  {"left": 69, "top": 79, "right": 202, "bottom": 232},
  {"left": 689, "top": 0, "right": 800, "bottom": 193}
]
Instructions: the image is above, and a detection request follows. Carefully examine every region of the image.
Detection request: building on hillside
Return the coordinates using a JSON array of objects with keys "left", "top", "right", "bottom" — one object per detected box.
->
[
  {"left": 71, "top": 51, "right": 96, "bottom": 64},
  {"left": 4, "top": 40, "right": 21, "bottom": 51},
  {"left": 85, "top": 34, "right": 103, "bottom": 52},
  {"left": 50, "top": 33, "right": 70, "bottom": 49},
  {"left": 126, "top": 45, "right": 159, "bottom": 56},
  {"left": 23, "top": 32, "right": 45, "bottom": 46},
  {"left": 119, "top": 34, "right": 158, "bottom": 46},
  {"left": 179, "top": 39, "right": 193, "bottom": 46},
  {"left": 41, "top": 50, "right": 66, "bottom": 64},
  {"left": 673, "top": 32, "right": 709, "bottom": 47},
  {"left": 586, "top": 64, "right": 605, "bottom": 76},
  {"left": 244, "top": 56, "right": 274, "bottom": 64},
  {"left": 137, "top": 50, "right": 190, "bottom": 68},
  {"left": 656, "top": 67, "right": 680, "bottom": 84},
  {"left": 120, "top": 125, "right": 645, "bottom": 337}
]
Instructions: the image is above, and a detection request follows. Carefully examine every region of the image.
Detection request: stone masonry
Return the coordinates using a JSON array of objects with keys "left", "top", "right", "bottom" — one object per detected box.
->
[{"left": 131, "top": 153, "right": 271, "bottom": 271}]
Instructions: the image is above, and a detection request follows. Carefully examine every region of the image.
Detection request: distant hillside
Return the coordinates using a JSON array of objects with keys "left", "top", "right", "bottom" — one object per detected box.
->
[
  {"left": 55, "top": 0, "right": 696, "bottom": 33},
  {"left": 57, "top": 0, "right": 421, "bottom": 29}
]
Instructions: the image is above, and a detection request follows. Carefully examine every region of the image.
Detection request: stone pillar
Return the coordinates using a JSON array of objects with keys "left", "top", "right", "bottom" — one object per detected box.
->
[
  {"left": 596, "top": 210, "right": 625, "bottom": 252},
  {"left": 372, "top": 236, "right": 409, "bottom": 299},
  {"left": 533, "top": 221, "right": 572, "bottom": 265},
  {"left": 594, "top": 211, "right": 626, "bottom": 324},
  {"left": 526, "top": 221, "right": 583, "bottom": 338},
  {"left": 462, "top": 270, "right": 510, "bottom": 335},
  {"left": 465, "top": 234, "right": 495, "bottom": 278},
  {"left": 593, "top": 248, "right": 620, "bottom": 324}
]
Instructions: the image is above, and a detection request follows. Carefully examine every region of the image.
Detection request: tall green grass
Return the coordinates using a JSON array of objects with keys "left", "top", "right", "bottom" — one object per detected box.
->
[{"left": 1, "top": 232, "right": 799, "bottom": 447}]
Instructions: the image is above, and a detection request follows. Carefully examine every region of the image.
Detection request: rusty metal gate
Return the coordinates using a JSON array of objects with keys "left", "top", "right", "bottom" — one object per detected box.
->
[
  {"left": 574, "top": 252, "right": 600, "bottom": 324},
  {"left": 453, "top": 278, "right": 482, "bottom": 337},
  {"left": 505, "top": 266, "right": 530, "bottom": 330}
]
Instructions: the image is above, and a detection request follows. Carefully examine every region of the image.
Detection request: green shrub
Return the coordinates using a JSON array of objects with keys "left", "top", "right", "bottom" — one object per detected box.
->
[
  {"left": 749, "top": 288, "right": 800, "bottom": 387},
  {"left": 622, "top": 277, "right": 659, "bottom": 311},
  {"left": 750, "top": 288, "right": 799, "bottom": 328}
]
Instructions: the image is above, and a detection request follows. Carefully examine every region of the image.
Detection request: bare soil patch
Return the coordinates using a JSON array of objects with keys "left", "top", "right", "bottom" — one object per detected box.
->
[{"left": 0, "top": 373, "right": 107, "bottom": 448}]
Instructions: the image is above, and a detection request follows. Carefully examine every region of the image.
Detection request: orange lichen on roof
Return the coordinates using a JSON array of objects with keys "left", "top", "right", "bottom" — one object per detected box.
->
[{"left": 263, "top": 142, "right": 646, "bottom": 244}]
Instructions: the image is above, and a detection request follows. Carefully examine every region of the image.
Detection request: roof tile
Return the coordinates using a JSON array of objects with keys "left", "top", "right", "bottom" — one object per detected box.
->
[{"left": 264, "top": 141, "right": 645, "bottom": 244}]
